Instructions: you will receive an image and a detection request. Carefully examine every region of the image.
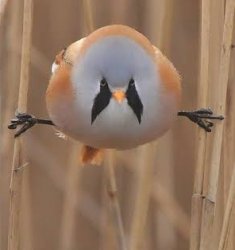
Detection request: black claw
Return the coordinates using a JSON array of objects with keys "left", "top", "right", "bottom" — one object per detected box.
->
[
  {"left": 8, "top": 112, "right": 37, "bottom": 137},
  {"left": 8, "top": 112, "right": 54, "bottom": 137},
  {"left": 14, "top": 121, "right": 35, "bottom": 137},
  {"left": 178, "top": 108, "right": 224, "bottom": 132},
  {"left": 206, "top": 121, "right": 214, "bottom": 127},
  {"left": 8, "top": 124, "right": 18, "bottom": 129},
  {"left": 194, "top": 108, "right": 213, "bottom": 115}
]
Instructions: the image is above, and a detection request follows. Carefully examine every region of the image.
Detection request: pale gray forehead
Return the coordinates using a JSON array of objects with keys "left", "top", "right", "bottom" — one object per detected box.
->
[{"left": 77, "top": 36, "right": 155, "bottom": 85}]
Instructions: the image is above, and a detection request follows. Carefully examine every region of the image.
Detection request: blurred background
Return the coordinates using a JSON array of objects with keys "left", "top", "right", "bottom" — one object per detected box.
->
[{"left": 1, "top": 0, "right": 233, "bottom": 250}]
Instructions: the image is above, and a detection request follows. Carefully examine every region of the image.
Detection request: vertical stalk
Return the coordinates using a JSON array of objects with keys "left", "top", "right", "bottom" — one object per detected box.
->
[
  {"left": 190, "top": 1, "right": 210, "bottom": 249},
  {"left": 7, "top": 0, "right": 33, "bottom": 249},
  {"left": 59, "top": 144, "right": 81, "bottom": 250},
  {"left": 199, "top": 0, "right": 235, "bottom": 249},
  {"left": 0, "top": 0, "right": 8, "bottom": 25},
  {"left": 105, "top": 150, "right": 127, "bottom": 250},
  {"left": 82, "top": 0, "right": 94, "bottom": 34},
  {"left": 0, "top": 1, "right": 21, "bottom": 249},
  {"left": 218, "top": 164, "right": 235, "bottom": 250},
  {"left": 129, "top": 145, "right": 154, "bottom": 250}
]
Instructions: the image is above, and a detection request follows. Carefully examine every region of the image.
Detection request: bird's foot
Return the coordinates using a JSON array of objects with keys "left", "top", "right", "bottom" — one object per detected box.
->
[
  {"left": 8, "top": 112, "right": 54, "bottom": 137},
  {"left": 8, "top": 112, "right": 38, "bottom": 137},
  {"left": 178, "top": 108, "right": 224, "bottom": 132}
]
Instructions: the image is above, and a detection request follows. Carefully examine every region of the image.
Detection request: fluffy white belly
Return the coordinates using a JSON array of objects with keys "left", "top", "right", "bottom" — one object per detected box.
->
[{"left": 52, "top": 96, "right": 177, "bottom": 149}]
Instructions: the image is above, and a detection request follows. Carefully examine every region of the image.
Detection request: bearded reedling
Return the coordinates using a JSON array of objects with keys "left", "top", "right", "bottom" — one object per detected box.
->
[{"left": 8, "top": 25, "right": 224, "bottom": 164}]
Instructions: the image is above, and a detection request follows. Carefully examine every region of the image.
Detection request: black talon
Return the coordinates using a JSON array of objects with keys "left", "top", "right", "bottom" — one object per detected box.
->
[
  {"left": 14, "top": 121, "right": 35, "bottom": 137},
  {"left": 8, "top": 124, "right": 18, "bottom": 129},
  {"left": 178, "top": 108, "right": 224, "bottom": 132},
  {"left": 194, "top": 108, "right": 213, "bottom": 115},
  {"left": 206, "top": 121, "right": 214, "bottom": 127},
  {"left": 8, "top": 112, "right": 54, "bottom": 137}
]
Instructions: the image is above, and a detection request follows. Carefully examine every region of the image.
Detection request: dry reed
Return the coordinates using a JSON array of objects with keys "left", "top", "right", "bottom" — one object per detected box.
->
[
  {"left": 82, "top": 0, "right": 94, "bottom": 34},
  {"left": 20, "top": 169, "right": 33, "bottom": 250},
  {"left": 189, "top": 1, "right": 210, "bottom": 249},
  {"left": 195, "top": 1, "right": 235, "bottom": 250},
  {"left": 199, "top": 0, "right": 235, "bottom": 249},
  {"left": 106, "top": 150, "right": 127, "bottom": 250},
  {"left": 7, "top": 0, "right": 33, "bottom": 249},
  {"left": 129, "top": 145, "right": 154, "bottom": 250},
  {"left": 218, "top": 163, "right": 235, "bottom": 250},
  {"left": 0, "top": 1, "right": 21, "bottom": 248},
  {"left": 221, "top": 30, "right": 235, "bottom": 249},
  {"left": 207, "top": 0, "right": 235, "bottom": 206},
  {"left": 59, "top": 144, "right": 81, "bottom": 250},
  {"left": 0, "top": 0, "right": 8, "bottom": 25}
]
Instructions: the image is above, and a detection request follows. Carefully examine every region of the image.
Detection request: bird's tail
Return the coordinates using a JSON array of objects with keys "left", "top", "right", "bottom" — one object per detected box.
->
[{"left": 80, "top": 145, "right": 104, "bottom": 166}]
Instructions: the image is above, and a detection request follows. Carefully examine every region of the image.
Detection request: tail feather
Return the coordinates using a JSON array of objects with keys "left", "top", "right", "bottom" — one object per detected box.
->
[{"left": 80, "top": 145, "right": 104, "bottom": 166}]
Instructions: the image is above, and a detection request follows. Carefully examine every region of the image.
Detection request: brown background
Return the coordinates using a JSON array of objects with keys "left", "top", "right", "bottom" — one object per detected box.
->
[{"left": 1, "top": 0, "right": 234, "bottom": 250}]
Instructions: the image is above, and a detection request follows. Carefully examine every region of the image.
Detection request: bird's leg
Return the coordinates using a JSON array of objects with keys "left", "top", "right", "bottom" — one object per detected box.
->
[
  {"left": 177, "top": 108, "right": 224, "bottom": 132},
  {"left": 8, "top": 112, "right": 54, "bottom": 137}
]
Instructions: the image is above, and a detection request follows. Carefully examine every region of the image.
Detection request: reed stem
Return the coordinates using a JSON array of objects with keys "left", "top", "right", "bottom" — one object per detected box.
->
[
  {"left": 218, "top": 163, "right": 235, "bottom": 250},
  {"left": 189, "top": 1, "right": 210, "bottom": 249},
  {"left": 7, "top": 0, "right": 33, "bottom": 249},
  {"left": 199, "top": 0, "right": 235, "bottom": 249},
  {"left": 0, "top": 0, "right": 8, "bottom": 25},
  {"left": 106, "top": 150, "right": 127, "bottom": 250},
  {"left": 129, "top": 145, "right": 154, "bottom": 250}
]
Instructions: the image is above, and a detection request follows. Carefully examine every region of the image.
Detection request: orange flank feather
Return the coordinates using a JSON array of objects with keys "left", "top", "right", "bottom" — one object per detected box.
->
[
  {"left": 81, "top": 145, "right": 104, "bottom": 165},
  {"left": 46, "top": 38, "right": 85, "bottom": 110},
  {"left": 46, "top": 63, "right": 74, "bottom": 114},
  {"left": 154, "top": 46, "right": 181, "bottom": 102},
  {"left": 46, "top": 39, "right": 86, "bottom": 140}
]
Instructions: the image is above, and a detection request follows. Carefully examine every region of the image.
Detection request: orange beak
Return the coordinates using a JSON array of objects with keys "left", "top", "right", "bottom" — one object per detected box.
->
[{"left": 112, "top": 90, "right": 126, "bottom": 103}]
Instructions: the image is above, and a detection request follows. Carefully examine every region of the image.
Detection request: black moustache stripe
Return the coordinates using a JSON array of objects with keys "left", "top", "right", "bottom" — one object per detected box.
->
[
  {"left": 91, "top": 83, "right": 112, "bottom": 124},
  {"left": 126, "top": 83, "right": 143, "bottom": 123}
]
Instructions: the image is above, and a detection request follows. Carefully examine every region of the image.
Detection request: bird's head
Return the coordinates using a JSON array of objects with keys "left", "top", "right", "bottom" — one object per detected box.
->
[{"left": 70, "top": 25, "right": 161, "bottom": 127}]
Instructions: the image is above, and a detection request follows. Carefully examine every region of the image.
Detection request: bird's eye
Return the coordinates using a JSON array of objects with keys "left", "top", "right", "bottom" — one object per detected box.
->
[
  {"left": 100, "top": 78, "right": 107, "bottom": 87},
  {"left": 129, "top": 78, "right": 135, "bottom": 86}
]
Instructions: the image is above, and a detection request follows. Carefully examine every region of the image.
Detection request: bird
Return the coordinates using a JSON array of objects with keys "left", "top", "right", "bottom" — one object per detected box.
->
[
  {"left": 45, "top": 24, "right": 181, "bottom": 164},
  {"left": 8, "top": 25, "right": 223, "bottom": 165}
]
